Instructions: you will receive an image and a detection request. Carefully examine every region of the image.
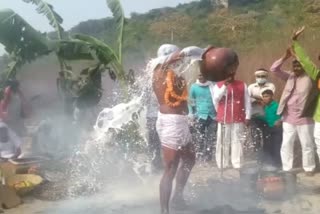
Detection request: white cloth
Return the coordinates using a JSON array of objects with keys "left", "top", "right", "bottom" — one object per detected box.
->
[
  {"left": 213, "top": 83, "right": 252, "bottom": 120},
  {"left": 314, "top": 122, "right": 320, "bottom": 162},
  {"left": 254, "top": 70, "right": 268, "bottom": 76},
  {"left": 215, "top": 123, "right": 245, "bottom": 169},
  {"left": 147, "top": 44, "right": 180, "bottom": 73},
  {"left": 156, "top": 112, "right": 191, "bottom": 150},
  {"left": 0, "top": 122, "right": 22, "bottom": 159},
  {"left": 157, "top": 44, "right": 180, "bottom": 58},
  {"left": 281, "top": 122, "right": 315, "bottom": 172}
]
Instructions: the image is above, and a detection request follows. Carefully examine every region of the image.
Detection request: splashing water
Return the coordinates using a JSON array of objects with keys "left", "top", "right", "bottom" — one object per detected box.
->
[{"left": 64, "top": 47, "right": 205, "bottom": 198}]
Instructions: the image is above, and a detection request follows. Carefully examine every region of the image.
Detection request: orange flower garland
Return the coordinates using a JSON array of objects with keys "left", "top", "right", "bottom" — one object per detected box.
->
[{"left": 164, "top": 69, "right": 188, "bottom": 107}]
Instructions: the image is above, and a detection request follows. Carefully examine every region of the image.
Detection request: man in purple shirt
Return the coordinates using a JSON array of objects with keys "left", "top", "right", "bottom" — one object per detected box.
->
[{"left": 270, "top": 48, "right": 318, "bottom": 176}]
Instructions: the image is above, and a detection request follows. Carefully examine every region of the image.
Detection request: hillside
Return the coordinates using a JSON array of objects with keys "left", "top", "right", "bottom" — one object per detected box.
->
[
  {"left": 65, "top": 0, "right": 320, "bottom": 70},
  {"left": 2, "top": 0, "right": 320, "bottom": 103}
]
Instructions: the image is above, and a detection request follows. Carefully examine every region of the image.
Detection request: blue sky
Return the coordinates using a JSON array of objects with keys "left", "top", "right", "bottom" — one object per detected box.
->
[{"left": 0, "top": 0, "right": 196, "bottom": 54}]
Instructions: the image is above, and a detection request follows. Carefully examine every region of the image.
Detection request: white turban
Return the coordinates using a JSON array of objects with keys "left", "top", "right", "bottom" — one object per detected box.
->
[
  {"left": 147, "top": 44, "right": 180, "bottom": 73},
  {"left": 255, "top": 69, "right": 268, "bottom": 76},
  {"left": 157, "top": 44, "right": 180, "bottom": 57}
]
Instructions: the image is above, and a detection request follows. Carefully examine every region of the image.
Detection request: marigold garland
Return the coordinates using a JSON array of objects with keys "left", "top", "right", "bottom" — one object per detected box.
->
[{"left": 164, "top": 69, "right": 188, "bottom": 107}]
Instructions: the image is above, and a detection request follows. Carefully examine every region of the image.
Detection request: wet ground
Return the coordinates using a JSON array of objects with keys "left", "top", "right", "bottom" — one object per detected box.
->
[{"left": 5, "top": 162, "right": 320, "bottom": 214}]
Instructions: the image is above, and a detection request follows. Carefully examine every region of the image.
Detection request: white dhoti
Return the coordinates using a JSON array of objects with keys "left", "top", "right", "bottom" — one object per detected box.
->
[
  {"left": 215, "top": 123, "right": 245, "bottom": 169},
  {"left": 156, "top": 112, "right": 191, "bottom": 150},
  {"left": 281, "top": 122, "right": 315, "bottom": 172},
  {"left": 315, "top": 122, "right": 320, "bottom": 162}
]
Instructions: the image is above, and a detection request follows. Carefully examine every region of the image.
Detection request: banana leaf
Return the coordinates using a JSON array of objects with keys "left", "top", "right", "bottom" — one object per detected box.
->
[
  {"left": 22, "top": 0, "right": 64, "bottom": 39},
  {"left": 106, "top": 0, "right": 124, "bottom": 63},
  {"left": 0, "top": 9, "right": 51, "bottom": 63},
  {"left": 57, "top": 34, "right": 126, "bottom": 80}
]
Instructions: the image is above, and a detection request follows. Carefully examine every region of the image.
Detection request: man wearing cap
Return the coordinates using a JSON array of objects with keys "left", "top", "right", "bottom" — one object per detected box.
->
[
  {"left": 248, "top": 69, "right": 275, "bottom": 151},
  {"left": 270, "top": 48, "right": 318, "bottom": 176},
  {"left": 248, "top": 68, "right": 275, "bottom": 117}
]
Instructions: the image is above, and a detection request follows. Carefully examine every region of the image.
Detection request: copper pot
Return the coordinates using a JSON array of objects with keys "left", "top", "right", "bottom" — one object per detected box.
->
[{"left": 200, "top": 46, "right": 239, "bottom": 82}]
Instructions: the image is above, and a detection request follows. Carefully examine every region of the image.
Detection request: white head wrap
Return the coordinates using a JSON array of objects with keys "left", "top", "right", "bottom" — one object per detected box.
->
[
  {"left": 157, "top": 44, "right": 180, "bottom": 58},
  {"left": 255, "top": 69, "right": 268, "bottom": 76},
  {"left": 147, "top": 44, "right": 180, "bottom": 73}
]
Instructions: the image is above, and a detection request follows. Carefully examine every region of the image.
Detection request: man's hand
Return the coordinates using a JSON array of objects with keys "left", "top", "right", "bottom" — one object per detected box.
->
[
  {"left": 274, "top": 120, "right": 282, "bottom": 127},
  {"left": 163, "top": 51, "right": 182, "bottom": 68},
  {"left": 245, "top": 119, "right": 250, "bottom": 127},
  {"left": 292, "top": 26, "right": 305, "bottom": 41},
  {"left": 283, "top": 47, "right": 293, "bottom": 60}
]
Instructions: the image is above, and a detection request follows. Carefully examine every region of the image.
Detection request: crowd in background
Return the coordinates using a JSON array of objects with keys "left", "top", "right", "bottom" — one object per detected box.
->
[{"left": 147, "top": 28, "right": 320, "bottom": 177}]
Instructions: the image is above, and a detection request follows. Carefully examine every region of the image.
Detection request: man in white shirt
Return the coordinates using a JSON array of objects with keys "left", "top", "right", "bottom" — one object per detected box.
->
[
  {"left": 247, "top": 68, "right": 276, "bottom": 152},
  {"left": 248, "top": 68, "right": 276, "bottom": 117}
]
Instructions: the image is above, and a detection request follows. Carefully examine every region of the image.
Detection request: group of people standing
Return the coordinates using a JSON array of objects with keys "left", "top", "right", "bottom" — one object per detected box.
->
[{"left": 150, "top": 27, "right": 320, "bottom": 214}]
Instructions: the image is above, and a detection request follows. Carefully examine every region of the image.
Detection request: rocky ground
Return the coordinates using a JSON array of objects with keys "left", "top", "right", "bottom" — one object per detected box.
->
[{"left": 4, "top": 161, "right": 320, "bottom": 214}]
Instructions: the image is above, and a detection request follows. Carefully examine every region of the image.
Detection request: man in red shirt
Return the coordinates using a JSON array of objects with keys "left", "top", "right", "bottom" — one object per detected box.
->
[{"left": 213, "top": 55, "right": 251, "bottom": 169}]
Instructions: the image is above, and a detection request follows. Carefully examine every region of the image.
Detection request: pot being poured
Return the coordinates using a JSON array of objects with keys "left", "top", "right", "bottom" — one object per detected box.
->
[{"left": 200, "top": 46, "right": 239, "bottom": 82}]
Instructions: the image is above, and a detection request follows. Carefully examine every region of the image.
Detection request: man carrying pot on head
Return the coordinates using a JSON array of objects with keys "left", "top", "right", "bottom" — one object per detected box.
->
[
  {"left": 145, "top": 45, "right": 181, "bottom": 172},
  {"left": 248, "top": 69, "right": 276, "bottom": 152},
  {"left": 153, "top": 43, "right": 209, "bottom": 213},
  {"left": 152, "top": 44, "right": 196, "bottom": 214},
  {"left": 270, "top": 39, "right": 317, "bottom": 176},
  {"left": 213, "top": 53, "right": 251, "bottom": 170}
]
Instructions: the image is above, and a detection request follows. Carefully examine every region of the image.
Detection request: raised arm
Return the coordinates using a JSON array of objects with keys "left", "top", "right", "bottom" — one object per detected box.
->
[
  {"left": 270, "top": 57, "right": 290, "bottom": 81},
  {"left": 293, "top": 41, "right": 320, "bottom": 81}
]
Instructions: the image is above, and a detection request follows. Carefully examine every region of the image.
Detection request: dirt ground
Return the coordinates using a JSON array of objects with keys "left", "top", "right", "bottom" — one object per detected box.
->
[{"left": 4, "top": 162, "right": 320, "bottom": 214}]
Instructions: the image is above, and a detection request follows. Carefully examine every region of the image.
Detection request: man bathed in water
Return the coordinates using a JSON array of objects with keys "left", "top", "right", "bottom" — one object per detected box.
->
[{"left": 152, "top": 44, "right": 195, "bottom": 214}]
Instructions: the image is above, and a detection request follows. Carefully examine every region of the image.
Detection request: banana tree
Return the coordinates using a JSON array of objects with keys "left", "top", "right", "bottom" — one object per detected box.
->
[
  {"left": 0, "top": 0, "right": 127, "bottom": 107},
  {"left": 22, "top": 0, "right": 68, "bottom": 71},
  {"left": 57, "top": 0, "right": 126, "bottom": 80},
  {"left": 0, "top": 9, "right": 51, "bottom": 89},
  {"left": 56, "top": 0, "right": 128, "bottom": 105}
]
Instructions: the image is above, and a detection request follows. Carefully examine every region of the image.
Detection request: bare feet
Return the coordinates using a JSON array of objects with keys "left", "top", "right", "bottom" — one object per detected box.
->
[{"left": 171, "top": 197, "right": 188, "bottom": 210}]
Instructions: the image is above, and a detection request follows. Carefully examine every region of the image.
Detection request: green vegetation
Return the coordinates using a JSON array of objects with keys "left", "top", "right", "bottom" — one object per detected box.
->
[
  {"left": 66, "top": 0, "right": 320, "bottom": 57},
  {"left": 0, "top": 0, "right": 127, "bottom": 108},
  {"left": 1, "top": 0, "right": 320, "bottom": 101}
]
